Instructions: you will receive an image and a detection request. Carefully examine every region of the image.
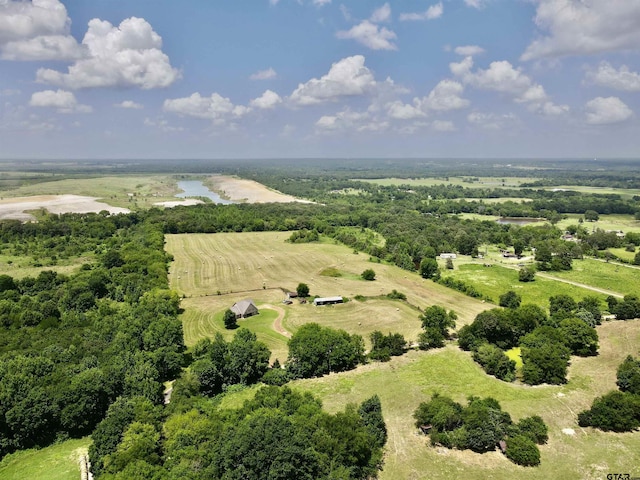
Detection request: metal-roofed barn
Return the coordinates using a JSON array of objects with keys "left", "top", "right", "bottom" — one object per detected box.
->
[{"left": 231, "top": 299, "right": 259, "bottom": 318}]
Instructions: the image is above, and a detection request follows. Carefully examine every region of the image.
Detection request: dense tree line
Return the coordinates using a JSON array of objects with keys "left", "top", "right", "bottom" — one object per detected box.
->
[
  {"left": 0, "top": 213, "right": 183, "bottom": 459},
  {"left": 91, "top": 386, "right": 387, "bottom": 479}
]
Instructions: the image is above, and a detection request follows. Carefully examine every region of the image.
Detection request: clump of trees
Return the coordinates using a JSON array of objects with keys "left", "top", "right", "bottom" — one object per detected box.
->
[
  {"left": 369, "top": 331, "right": 407, "bottom": 361},
  {"left": 578, "top": 355, "right": 640, "bottom": 432},
  {"left": 413, "top": 394, "right": 547, "bottom": 466},
  {"left": 286, "top": 323, "right": 365, "bottom": 378},
  {"left": 459, "top": 294, "right": 600, "bottom": 385},
  {"left": 288, "top": 228, "right": 319, "bottom": 243},
  {"left": 189, "top": 329, "right": 271, "bottom": 396},
  {"left": 607, "top": 294, "right": 640, "bottom": 320},
  {"left": 418, "top": 305, "right": 457, "bottom": 350}
]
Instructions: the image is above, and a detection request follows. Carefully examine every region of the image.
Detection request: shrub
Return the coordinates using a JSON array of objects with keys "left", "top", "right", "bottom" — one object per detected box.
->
[
  {"left": 361, "top": 269, "right": 376, "bottom": 281},
  {"left": 261, "top": 368, "right": 291, "bottom": 386},
  {"left": 505, "top": 435, "right": 541, "bottom": 467},
  {"left": 578, "top": 391, "right": 640, "bottom": 432},
  {"left": 473, "top": 344, "right": 516, "bottom": 382},
  {"left": 515, "top": 415, "right": 548, "bottom": 444},
  {"left": 617, "top": 355, "right": 640, "bottom": 395},
  {"left": 518, "top": 267, "right": 535, "bottom": 282}
]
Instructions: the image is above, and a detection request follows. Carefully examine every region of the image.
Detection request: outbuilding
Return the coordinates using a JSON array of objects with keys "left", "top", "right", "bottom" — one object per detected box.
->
[
  {"left": 231, "top": 299, "right": 259, "bottom": 318},
  {"left": 313, "top": 296, "right": 344, "bottom": 306}
]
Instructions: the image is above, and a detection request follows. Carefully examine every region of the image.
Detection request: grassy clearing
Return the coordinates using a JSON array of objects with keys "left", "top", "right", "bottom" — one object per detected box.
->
[
  {"left": 165, "top": 232, "right": 491, "bottom": 327},
  {"left": 218, "top": 320, "right": 640, "bottom": 480},
  {"left": 0, "top": 437, "right": 90, "bottom": 480},
  {"left": 356, "top": 176, "right": 538, "bottom": 189},
  {"left": 439, "top": 262, "right": 605, "bottom": 306},
  {"left": 505, "top": 347, "right": 523, "bottom": 370},
  {"left": 0, "top": 175, "right": 179, "bottom": 209},
  {"left": 181, "top": 292, "right": 289, "bottom": 362},
  {"left": 542, "top": 185, "right": 640, "bottom": 200},
  {"left": 547, "top": 258, "right": 639, "bottom": 297},
  {"left": 0, "top": 253, "right": 92, "bottom": 280},
  {"left": 608, "top": 247, "right": 637, "bottom": 262},
  {"left": 557, "top": 214, "right": 640, "bottom": 233}
]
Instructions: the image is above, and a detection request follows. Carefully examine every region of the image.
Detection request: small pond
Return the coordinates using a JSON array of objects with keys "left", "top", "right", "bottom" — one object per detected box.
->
[{"left": 176, "top": 180, "right": 235, "bottom": 205}]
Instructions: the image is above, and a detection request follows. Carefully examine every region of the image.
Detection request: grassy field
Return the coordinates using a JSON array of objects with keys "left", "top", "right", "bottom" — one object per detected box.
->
[
  {"left": 608, "top": 247, "right": 637, "bottom": 262},
  {"left": 557, "top": 214, "right": 640, "bottom": 233},
  {"left": 165, "top": 232, "right": 491, "bottom": 327},
  {"left": 542, "top": 185, "right": 640, "bottom": 199},
  {"left": 356, "top": 176, "right": 539, "bottom": 189},
  {"left": 215, "top": 320, "right": 640, "bottom": 480},
  {"left": 439, "top": 262, "right": 607, "bottom": 306},
  {"left": 0, "top": 175, "right": 179, "bottom": 209},
  {"left": 0, "top": 438, "right": 90, "bottom": 480},
  {"left": 544, "top": 258, "right": 640, "bottom": 297}
]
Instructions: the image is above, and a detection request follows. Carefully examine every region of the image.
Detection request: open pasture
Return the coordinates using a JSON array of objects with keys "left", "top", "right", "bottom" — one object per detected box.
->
[
  {"left": 0, "top": 437, "right": 89, "bottom": 480},
  {"left": 557, "top": 214, "right": 640, "bottom": 233},
  {"left": 219, "top": 320, "right": 640, "bottom": 480},
  {"left": 543, "top": 185, "right": 640, "bottom": 199},
  {"left": 440, "top": 262, "right": 608, "bottom": 305},
  {"left": 165, "top": 232, "right": 491, "bottom": 326},
  {"left": 356, "top": 176, "right": 538, "bottom": 189},
  {"left": 545, "top": 258, "right": 640, "bottom": 297}
]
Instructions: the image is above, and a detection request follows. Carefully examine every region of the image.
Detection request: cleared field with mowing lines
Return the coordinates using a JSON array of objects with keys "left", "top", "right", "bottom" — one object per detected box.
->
[
  {"left": 181, "top": 292, "right": 424, "bottom": 362},
  {"left": 166, "top": 232, "right": 491, "bottom": 326},
  {"left": 219, "top": 320, "right": 640, "bottom": 480}
]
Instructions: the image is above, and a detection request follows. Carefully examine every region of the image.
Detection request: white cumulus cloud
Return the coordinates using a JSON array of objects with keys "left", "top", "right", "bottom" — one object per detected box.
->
[
  {"left": 522, "top": 0, "right": 640, "bottom": 61},
  {"left": 36, "top": 17, "right": 180, "bottom": 89},
  {"left": 250, "top": 67, "right": 277, "bottom": 80},
  {"left": 289, "top": 55, "right": 377, "bottom": 106},
  {"left": 399, "top": 2, "right": 443, "bottom": 21},
  {"left": 370, "top": 3, "right": 391, "bottom": 23},
  {"left": 336, "top": 20, "right": 397, "bottom": 50},
  {"left": 250, "top": 90, "right": 282, "bottom": 109},
  {"left": 454, "top": 45, "right": 484, "bottom": 56},
  {"left": 115, "top": 100, "right": 143, "bottom": 109},
  {"left": 584, "top": 96, "right": 633, "bottom": 125},
  {"left": 29, "top": 89, "right": 91, "bottom": 113},
  {"left": 163, "top": 92, "right": 248, "bottom": 123},
  {"left": 586, "top": 62, "right": 640, "bottom": 92},
  {"left": 451, "top": 56, "right": 568, "bottom": 115},
  {"left": 0, "top": 0, "right": 83, "bottom": 61},
  {"left": 464, "top": 0, "right": 488, "bottom": 8}
]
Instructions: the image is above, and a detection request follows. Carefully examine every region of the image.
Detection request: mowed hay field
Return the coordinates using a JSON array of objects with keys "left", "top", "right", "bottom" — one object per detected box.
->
[{"left": 166, "top": 231, "right": 492, "bottom": 324}]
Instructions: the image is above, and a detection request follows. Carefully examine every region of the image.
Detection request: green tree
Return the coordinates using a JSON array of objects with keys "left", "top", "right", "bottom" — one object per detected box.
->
[
  {"left": 499, "top": 291, "right": 522, "bottom": 309},
  {"left": 227, "top": 328, "right": 271, "bottom": 385},
  {"left": 578, "top": 391, "right": 640, "bottom": 432},
  {"left": 518, "top": 267, "right": 535, "bottom": 282},
  {"left": 223, "top": 308, "right": 237, "bottom": 329},
  {"left": 515, "top": 415, "right": 548, "bottom": 444},
  {"left": 359, "top": 395, "right": 387, "bottom": 448},
  {"left": 558, "top": 317, "right": 599, "bottom": 356},
  {"left": 419, "top": 257, "right": 440, "bottom": 279},
  {"left": 505, "top": 435, "right": 541, "bottom": 467},
  {"left": 521, "top": 342, "right": 571, "bottom": 385},
  {"left": 617, "top": 355, "right": 640, "bottom": 395},
  {"left": 418, "top": 306, "right": 456, "bottom": 349},
  {"left": 361, "top": 268, "right": 376, "bottom": 281},
  {"left": 296, "top": 282, "right": 310, "bottom": 297},
  {"left": 584, "top": 210, "right": 599, "bottom": 222},
  {"left": 413, "top": 393, "right": 464, "bottom": 432}
]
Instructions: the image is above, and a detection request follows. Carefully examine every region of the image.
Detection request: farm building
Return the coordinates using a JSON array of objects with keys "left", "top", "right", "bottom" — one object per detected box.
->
[
  {"left": 231, "top": 299, "right": 259, "bottom": 318},
  {"left": 439, "top": 253, "right": 457, "bottom": 259},
  {"left": 313, "top": 296, "right": 344, "bottom": 306}
]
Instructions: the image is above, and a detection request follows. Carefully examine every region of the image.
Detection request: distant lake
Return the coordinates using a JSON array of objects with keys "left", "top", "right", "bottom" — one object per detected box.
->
[
  {"left": 496, "top": 217, "right": 544, "bottom": 225},
  {"left": 176, "top": 180, "right": 235, "bottom": 204}
]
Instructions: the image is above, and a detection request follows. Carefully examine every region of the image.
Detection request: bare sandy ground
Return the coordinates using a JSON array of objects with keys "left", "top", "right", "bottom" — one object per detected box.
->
[
  {"left": 207, "top": 175, "right": 313, "bottom": 204},
  {"left": 0, "top": 195, "right": 130, "bottom": 221},
  {"left": 154, "top": 199, "right": 204, "bottom": 208}
]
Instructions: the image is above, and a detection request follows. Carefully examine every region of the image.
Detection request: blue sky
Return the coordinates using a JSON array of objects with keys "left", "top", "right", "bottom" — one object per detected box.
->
[{"left": 1, "top": 0, "right": 639, "bottom": 159}]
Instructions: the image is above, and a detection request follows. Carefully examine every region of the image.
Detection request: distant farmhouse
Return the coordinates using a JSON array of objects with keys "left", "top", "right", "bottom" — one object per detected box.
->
[
  {"left": 313, "top": 296, "right": 344, "bottom": 306},
  {"left": 231, "top": 299, "right": 259, "bottom": 319},
  {"left": 439, "top": 253, "right": 457, "bottom": 259}
]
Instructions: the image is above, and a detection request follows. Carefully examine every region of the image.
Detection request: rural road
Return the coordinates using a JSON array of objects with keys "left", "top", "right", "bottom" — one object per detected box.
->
[{"left": 261, "top": 304, "right": 291, "bottom": 338}]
